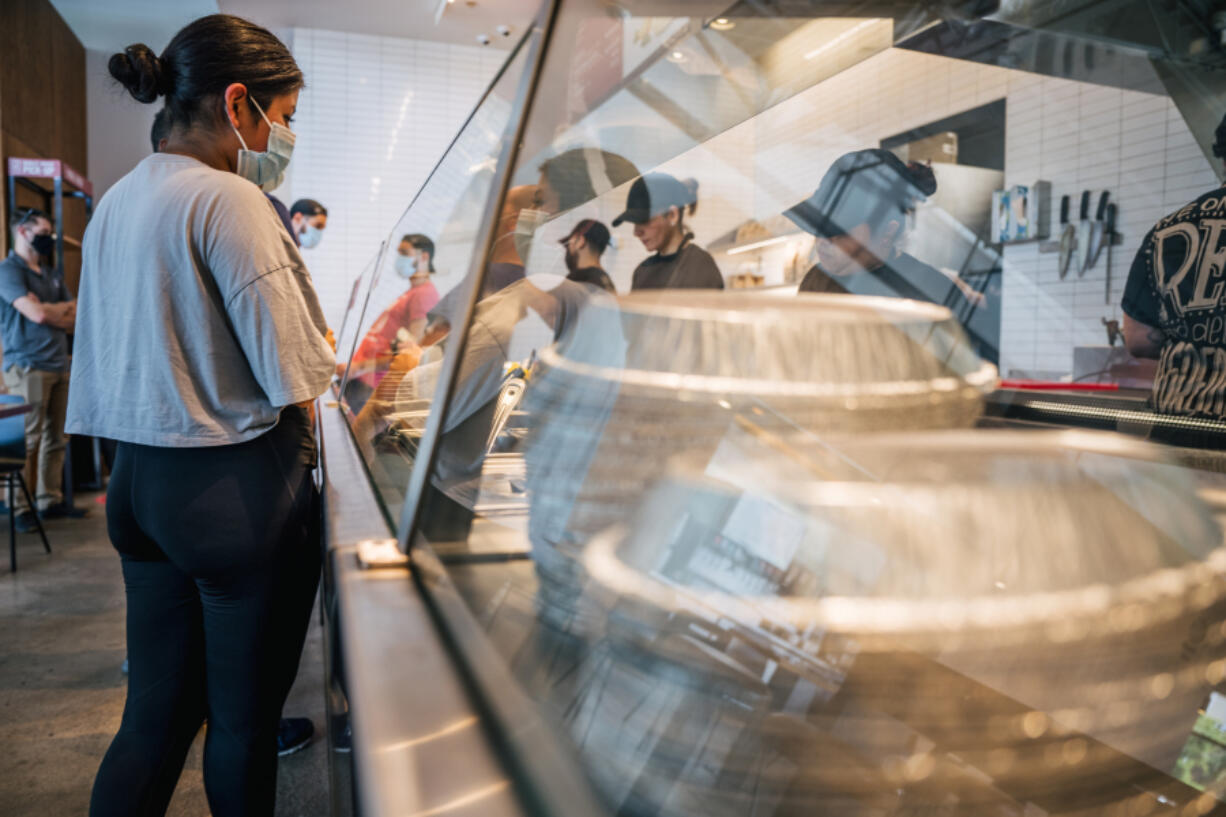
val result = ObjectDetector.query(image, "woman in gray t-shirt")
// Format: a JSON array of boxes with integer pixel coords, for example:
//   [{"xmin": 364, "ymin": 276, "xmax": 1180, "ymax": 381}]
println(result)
[{"xmin": 70, "ymin": 16, "xmax": 335, "ymax": 817}]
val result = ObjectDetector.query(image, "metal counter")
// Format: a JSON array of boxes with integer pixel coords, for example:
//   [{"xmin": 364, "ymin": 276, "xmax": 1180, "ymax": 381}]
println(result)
[{"xmin": 318, "ymin": 404, "xmax": 526, "ymax": 817}]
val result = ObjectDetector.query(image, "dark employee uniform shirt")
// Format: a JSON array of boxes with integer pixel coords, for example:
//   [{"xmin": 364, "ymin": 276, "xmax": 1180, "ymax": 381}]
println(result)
[
  {"xmin": 798, "ymin": 253, "xmax": 963, "ymax": 307},
  {"xmin": 0, "ymin": 251, "xmax": 70, "ymax": 372},
  {"xmin": 798, "ymin": 253, "xmax": 998, "ymax": 362},
  {"xmin": 631, "ymin": 241, "xmax": 724, "ymax": 291},
  {"xmin": 567, "ymin": 266, "xmax": 616, "ymax": 293},
  {"xmin": 1122, "ymin": 188, "xmax": 1226, "ymax": 418}
]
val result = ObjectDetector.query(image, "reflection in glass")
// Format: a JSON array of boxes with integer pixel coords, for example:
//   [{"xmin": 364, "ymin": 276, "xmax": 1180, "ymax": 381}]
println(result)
[
  {"xmin": 336, "ymin": 38, "xmax": 533, "ymax": 518},
  {"xmin": 376, "ymin": 2, "xmax": 1226, "ymax": 815},
  {"xmin": 333, "ymin": 245, "xmax": 384, "ymax": 396},
  {"xmin": 577, "ymin": 432, "xmax": 1226, "ymax": 814},
  {"xmin": 524, "ymin": 292, "xmax": 992, "ymax": 633}
]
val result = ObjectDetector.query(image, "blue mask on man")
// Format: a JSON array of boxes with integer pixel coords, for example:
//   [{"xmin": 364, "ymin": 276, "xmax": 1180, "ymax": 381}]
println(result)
[{"xmin": 300, "ymin": 225, "xmax": 323, "ymax": 249}]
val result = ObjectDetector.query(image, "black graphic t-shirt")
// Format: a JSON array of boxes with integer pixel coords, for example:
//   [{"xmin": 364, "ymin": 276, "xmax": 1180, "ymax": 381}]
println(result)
[{"xmin": 1122, "ymin": 187, "xmax": 1226, "ymax": 418}]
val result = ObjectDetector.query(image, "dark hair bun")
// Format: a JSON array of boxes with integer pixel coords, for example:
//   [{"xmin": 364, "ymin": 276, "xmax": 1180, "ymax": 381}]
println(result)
[
  {"xmin": 681, "ymin": 177, "xmax": 700, "ymax": 202},
  {"xmin": 109, "ymin": 44, "xmax": 168, "ymax": 104},
  {"xmin": 904, "ymin": 161, "xmax": 938, "ymax": 197}
]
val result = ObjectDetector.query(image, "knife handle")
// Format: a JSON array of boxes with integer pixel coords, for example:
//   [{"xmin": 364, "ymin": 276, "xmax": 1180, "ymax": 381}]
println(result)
[
  {"xmin": 1060, "ymin": 195, "xmax": 1070, "ymax": 224},
  {"xmin": 1096, "ymin": 191, "xmax": 1110, "ymax": 220},
  {"xmin": 1080, "ymin": 190, "xmax": 1091, "ymax": 220},
  {"xmin": 1105, "ymin": 202, "xmax": 1116, "ymax": 233}
]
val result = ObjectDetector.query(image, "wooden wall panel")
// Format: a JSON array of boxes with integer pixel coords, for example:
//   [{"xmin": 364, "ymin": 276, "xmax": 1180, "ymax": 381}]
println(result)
[{"xmin": 0, "ymin": 0, "xmax": 88, "ymax": 292}]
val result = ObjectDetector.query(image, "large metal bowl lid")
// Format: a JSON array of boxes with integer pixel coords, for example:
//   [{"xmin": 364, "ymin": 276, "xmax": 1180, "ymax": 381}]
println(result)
[
  {"xmin": 537, "ymin": 291, "xmax": 997, "ymax": 405},
  {"xmin": 583, "ymin": 429, "xmax": 1226, "ymax": 648}
]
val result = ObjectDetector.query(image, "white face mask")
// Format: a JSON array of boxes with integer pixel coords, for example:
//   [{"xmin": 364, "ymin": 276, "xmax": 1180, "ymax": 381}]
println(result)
[
  {"xmin": 394, "ymin": 254, "xmax": 417, "ymax": 279},
  {"xmin": 231, "ymin": 96, "xmax": 295, "ymax": 192},
  {"xmin": 513, "ymin": 208, "xmax": 550, "ymax": 267},
  {"xmin": 300, "ymin": 224, "xmax": 323, "ymax": 249}
]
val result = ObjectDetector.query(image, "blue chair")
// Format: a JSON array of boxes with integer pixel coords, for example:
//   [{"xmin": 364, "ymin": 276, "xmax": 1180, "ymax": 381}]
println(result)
[{"xmin": 0, "ymin": 394, "xmax": 50, "ymax": 572}]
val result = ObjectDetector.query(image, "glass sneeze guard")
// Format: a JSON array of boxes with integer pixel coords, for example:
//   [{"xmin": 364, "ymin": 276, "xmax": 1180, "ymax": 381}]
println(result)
[{"xmin": 335, "ymin": 0, "xmax": 1226, "ymax": 815}]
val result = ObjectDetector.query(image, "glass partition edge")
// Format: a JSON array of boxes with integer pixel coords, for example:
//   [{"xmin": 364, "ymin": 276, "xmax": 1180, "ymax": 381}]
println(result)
[{"xmin": 393, "ymin": 2, "xmax": 556, "ymax": 554}]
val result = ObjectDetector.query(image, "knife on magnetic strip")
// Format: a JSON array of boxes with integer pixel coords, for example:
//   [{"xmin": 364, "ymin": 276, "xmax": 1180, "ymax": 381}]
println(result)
[
  {"xmin": 1076, "ymin": 190, "xmax": 1092, "ymax": 277},
  {"xmin": 1058, "ymin": 194, "xmax": 1075, "ymax": 279},
  {"xmin": 1085, "ymin": 191, "xmax": 1111, "ymax": 272}
]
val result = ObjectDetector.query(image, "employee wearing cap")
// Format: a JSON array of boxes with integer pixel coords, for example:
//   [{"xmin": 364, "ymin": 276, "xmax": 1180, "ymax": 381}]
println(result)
[
  {"xmin": 784, "ymin": 149, "xmax": 948, "ymax": 299},
  {"xmin": 785, "ymin": 149, "xmax": 997, "ymax": 361},
  {"xmin": 613, "ymin": 173, "xmax": 723, "ymax": 291},
  {"xmin": 784, "ymin": 149, "xmax": 976, "ymax": 309},
  {"xmin": 559, "ymin": 219, "xmax": 615, "ymax": 293}
]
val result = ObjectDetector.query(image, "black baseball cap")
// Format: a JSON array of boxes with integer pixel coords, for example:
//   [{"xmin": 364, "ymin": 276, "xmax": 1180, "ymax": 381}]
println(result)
[
  {"xmin": 611, "ymin": 173, "xmax": 696, "ymax": 227},
  {"xmin": 784, "ymin": 149, "xmax": 935, "ymax": 239},
  {"xmin": 558, "ymin": 219, "xmax": 610, "ymax": 254}
]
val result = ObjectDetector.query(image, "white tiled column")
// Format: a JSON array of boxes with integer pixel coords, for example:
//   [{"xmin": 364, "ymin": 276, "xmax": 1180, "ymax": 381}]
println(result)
[{"xmin": 282, "ymin": 29, "xmax": 503, "ymax": 327}]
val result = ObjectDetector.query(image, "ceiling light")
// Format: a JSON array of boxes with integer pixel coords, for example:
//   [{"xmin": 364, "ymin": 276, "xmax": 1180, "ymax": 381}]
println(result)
[
  {"xmin": 667, "ymin": 50, "xmax": 688, "ymax": 63},
  {"xmin": 804, "ymin": 19, "xmax": 878, "ymax": 61},
  {"xmin": 710, "ymin": 18, "xmax": 735, "ymax": 31}
]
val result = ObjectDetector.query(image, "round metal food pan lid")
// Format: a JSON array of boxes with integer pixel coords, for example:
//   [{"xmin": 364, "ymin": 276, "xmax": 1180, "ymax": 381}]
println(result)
[
  {"xmin": 581, "ymin": 429, "xmax": 1226, "ymax": 648},
  {"xmin": 603, "ymin": 290, "xmax": 960, "ymax": 326},
  {"xmin": 537, "ymin": 345, "xmax": 998, "ymax": 401}
]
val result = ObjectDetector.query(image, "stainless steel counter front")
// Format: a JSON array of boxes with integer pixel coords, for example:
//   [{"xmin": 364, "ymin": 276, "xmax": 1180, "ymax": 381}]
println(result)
[{"xmin": 319, "ymin": 404, "xmax": 527, "ymax": 817}]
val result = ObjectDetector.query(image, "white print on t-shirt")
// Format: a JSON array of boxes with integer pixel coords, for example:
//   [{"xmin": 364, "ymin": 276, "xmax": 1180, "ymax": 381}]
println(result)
[
  {"xmin": 1153, "ymin": 342, "xmax": 1226, "ymax": 418},
  {"xmin": 1137, "ymin": 194, "xmax": 1226, "ymax": 418},
  {"xmin": 1153, "ymin": 218, "xmax": 1226, "ymax": 317}
]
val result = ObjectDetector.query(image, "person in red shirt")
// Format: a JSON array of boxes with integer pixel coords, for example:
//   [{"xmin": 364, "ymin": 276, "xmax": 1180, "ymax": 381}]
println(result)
[{"xmin": 349, "ymin": 233, "xmax": 440, "ymax": 381}]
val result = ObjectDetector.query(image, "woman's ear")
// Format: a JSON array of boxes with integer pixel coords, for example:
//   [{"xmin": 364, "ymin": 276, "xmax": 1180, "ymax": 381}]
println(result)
[{"xmin": 222, "ymin": 83, "xmax": 248, "ymax": 130}]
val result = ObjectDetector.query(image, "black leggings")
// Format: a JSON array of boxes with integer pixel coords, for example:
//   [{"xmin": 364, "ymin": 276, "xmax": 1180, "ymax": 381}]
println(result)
[{"xmin": 90, "ymin": 408, "xmax": 321, "ymax": 817}]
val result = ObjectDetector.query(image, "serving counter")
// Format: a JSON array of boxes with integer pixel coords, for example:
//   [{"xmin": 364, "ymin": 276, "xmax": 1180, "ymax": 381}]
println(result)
[{"xmin": 319, "ymin": 1, "xmax": 1226, "ymax": 814}]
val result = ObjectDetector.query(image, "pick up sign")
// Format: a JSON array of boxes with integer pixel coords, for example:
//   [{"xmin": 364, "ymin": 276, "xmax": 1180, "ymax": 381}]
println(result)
[{"xmin": 6, "ymin": 157, "xmax": 93, "ymax": 196}]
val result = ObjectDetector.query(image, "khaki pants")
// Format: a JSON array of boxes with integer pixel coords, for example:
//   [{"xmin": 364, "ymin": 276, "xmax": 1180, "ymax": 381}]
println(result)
[{"xmin": 3, "ymin": 366, "xmax": 69, "ymax": 512}]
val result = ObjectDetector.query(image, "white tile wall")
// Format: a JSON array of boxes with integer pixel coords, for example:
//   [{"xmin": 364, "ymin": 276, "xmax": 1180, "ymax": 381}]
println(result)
[
  {"xmin": 574, "ymin": 47, "xmax": 1216, "ymax": 377},
  {"xmin": 999, "ymin": 73, "xmax": 1217, "ymax": 377},
  {"xmin": 281, "ymin": 28, "xmax": 504, "ymax": 328},
  {"xmin": 283, "ymin": 31, "xmax": 1214, "ymax": 375}
]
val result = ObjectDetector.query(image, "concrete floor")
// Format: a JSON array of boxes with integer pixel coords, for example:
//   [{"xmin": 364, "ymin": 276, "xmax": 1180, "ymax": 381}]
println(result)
[{"xmin": 0, "ymin": 492, "xmax": 330, "ymax": 816}]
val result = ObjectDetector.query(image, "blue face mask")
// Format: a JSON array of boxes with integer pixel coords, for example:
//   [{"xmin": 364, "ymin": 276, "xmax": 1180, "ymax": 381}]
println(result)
[
  {"xmin": 394, "ymin": 254, "xmax": 417, "ymax": 279},
  {"xmin": 300, "ymin": 225, "xmax": 323, "ymax": 249},
  {"xmin": 230, "ymin": 96, "xmax": 295, "ymax": 192}
]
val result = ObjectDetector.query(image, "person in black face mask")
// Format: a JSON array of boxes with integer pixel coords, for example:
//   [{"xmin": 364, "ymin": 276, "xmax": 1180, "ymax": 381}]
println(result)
[
  {"xmin": 559, "ymin": 218, "xmax": 615, "ymax": 293},
  {"xmin": 0, "ymin": 207, "xmax": 79, "ymax": 530}
]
